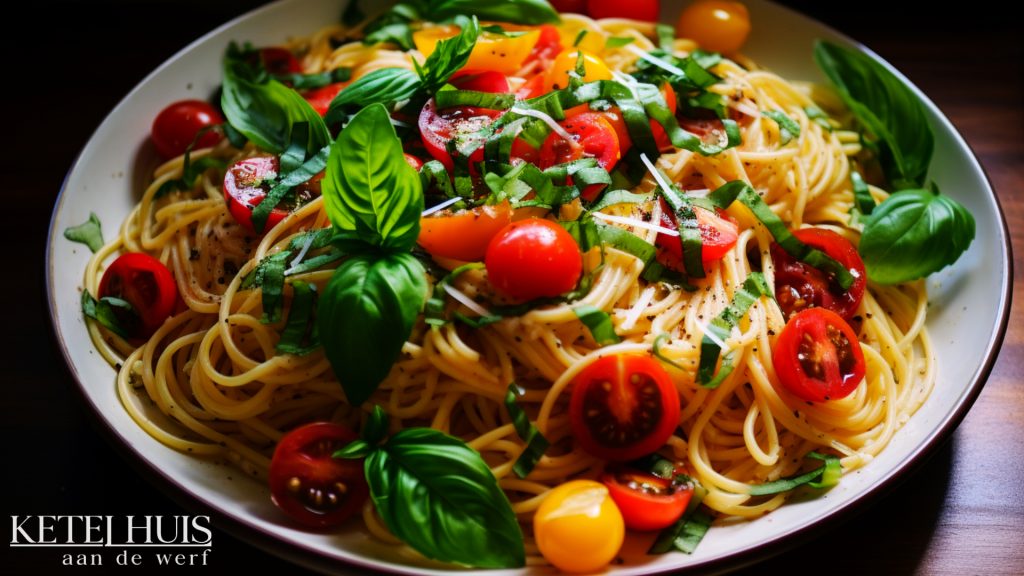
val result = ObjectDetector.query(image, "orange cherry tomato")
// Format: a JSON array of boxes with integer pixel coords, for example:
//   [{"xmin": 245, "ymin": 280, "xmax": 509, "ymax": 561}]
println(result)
[
  {"xmin": 545, "ymin": 48, "xmax": 613, "ymax": 92},
  {"xmin": 676, "ymin": 0, "xmax": 751, "ymax": 54},
  {"xmin": 534, "ymin": 480, "xmax": 625, "ymax": 573},
  {"xmin": 413, "ymin": 25, "xmax": 541, "ymax": 75},
  {"xmin": 418, "ymin": 201, "xmax": 513, "ymax": 262}
]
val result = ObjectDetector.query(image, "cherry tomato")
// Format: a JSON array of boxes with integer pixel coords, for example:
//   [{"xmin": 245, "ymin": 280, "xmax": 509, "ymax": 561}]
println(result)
[
  {"xmin": 98, "ymin": 252, "xmax": 179, "ymax": 338},
  {"xmin": 260, "ymin": 47, "xmax": 302, "ymax": 75},
  {"xmin": 151, "ymin": 100, "xmax": 224, "ymax": 159},
  {"xmin": 567, "ymin": 81, "xmax": 676, "ymax": 154},
  {"xmin": 771, "ymin": 228, "xmax": 867, "ymax": 320},
  {"xmin": 485, "ymin": 219, "xmax": 582, "ymax": 301},
  {"xmin": 773, "ymin": 308, "xmax": 867, "ymax": 403},
  {"xmin": 654, "ymin": 198, "xmax": 739, "ymax": 269},
  {"xmin": 449, "ymin": 69, "xmax": 511, "ymax": 94},
  {"xmin": 569, "ymin": 354, "xmax": 680, "ymax": 461},
  {"xmin": 551, "ymin": 0, "xmax": 588, "ymax": 13},
  {"xmin": 587, "ymin": 0, "xmax": 661, "ymax": 21},
  {"xmin": 539, "ymin": 112, "xmax": 621, "ymax": 201},
  {"xmin": 223, "ymin": 154, "xmax": 323, "ymax": 234},
  {"xmin": 601, "ymin": 469, "xmax": 693, "ymax": 531},
  {"xmin": 418, "ymin": 201, "xmax": 513, "ymax": 261},
  {"xmin": 413, "ymin": 25, "xmax": 541, "ymax": 75},
  {"xmin": 403, "ymin": 153, "xmax": 424, "ymax": 170},
  {"xmin": 303, "ymin": 82, "xmax": 347, "ymax": 116},
  {"xmin": 534, "ymin": 480, "xmax": 624, "ymax": 573},
  {"xmin": 546, "ymin": 48, "xmax": 613, "ymax": 92},
  {"xmin": 418, "ymin": 71, "xmax": 511, "ymax": 171},
  {"xmin": 268, "ymin": 422, "xmax": 369, "ymax": 529},
  {"xmin": 676, "ymin": 0, "xmax": 751, "ymax": 54}
]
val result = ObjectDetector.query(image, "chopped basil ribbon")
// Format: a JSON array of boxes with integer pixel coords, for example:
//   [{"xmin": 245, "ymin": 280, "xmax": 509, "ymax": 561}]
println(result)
[
  {"xmin": 655, "ymin": 23, "xmax": 675, "ymax": 51},
  {"xmin": 574, "ymin": 305, "xmax": 621, "ymax": 346},
  {"xmin": 697, "ymin": 272, "xmax": 773, "ymax": 387},
  {"xmin": 649, "ymin": 480, "xmax": 712, "ymax": 554},
  {"xmin": 658, "ymin": 181, "xmax": 705, "ymax": 279},
  {"xmin": 504, "ymin": 384, "xmax": 550, "ymax": 478},
  {"xmin": 334, "ymin": 406, "xmax": 526, "ymax": 568},
  {"xmin": 242, "ymin": 251, "xmax": 291, "ymax": 323},
  {"xmin": 81, "ymin": 292, "xmax": 137, "ymax": 340},
  {"xmin": 155, "ymin": 125, "xmax": 228, "ymax": 198},
  {"xmin": 64, "ymin": 213, "xmax": 104, "ymax": 253},
  {"xmin": 589, "ymin": 190, "xmax": 652, "ymax": 212},
  {"xmin": 652, "ymin": 333, "xmax": 687, "ymax": 371},
  {"xmin": 424, "ymin": 262, "xmax": 485, "ymax": 326},
  {"xmin": 435, "ymin": 87, "xmax": 516, "ymax": 110},
  {"xmin": 747, "ymin": 452, "xmax": 842, "ymax": 495},
  {"xmin": 250, "ymin": 135, "xmax": 332, "ymax": 233},
  {"xmin": 605, "ymin": 36, "xmax": 635, "ymax": 49},
  {"xmin": 420, "ymin": 159, "xmax": 458, "ymax": 199},
  {"xmin": 762, "ymin": 109, "xmax": 801, "ymax": 145},
  {"xmin": 278, "ymin": 121, "xmax": 309, "ymax": 174},
  {"xmin": 707, "ymin": 181, "xmax": 856, "ymax": 290},
  {"xmin": 275, "ymin": 281, "xmax": 320, "ymax": 355},
  {"xmin": 850, "ymin": 169, "xmax": 876, "ymax": 219},
  {"xmin": 804, "ymin": 104, "xmax": 834, "ymax": 132},
  {"xmin": 285, "ymin": 251, "xmax": 345, "ymax": 277}
]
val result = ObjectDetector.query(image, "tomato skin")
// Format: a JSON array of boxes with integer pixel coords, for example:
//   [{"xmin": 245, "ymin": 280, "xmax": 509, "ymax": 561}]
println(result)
[
  {"xmin": 419, "ymin": 201, "xmax": 513, "ymax": 261},
  {"xmin": 655, "ymin": 198, "xmax": 739, "ymax": 269},
  {"xmin": 223, "ymin": 155, "xmax": 322, "ymax": 234},
  {"xmin": 773, "ymin": 308, "xmax": 867, "ymax": 403},
  {"xmin": 601, "ymin": 470, "xmax": 692, "ymax": 531},
  {"xmin": 151, "ymin": 100, "xmax": 224, "ymax": 159},
  {"xmin": 534, "ymin": 480, "xmax": 625, "ymax": 573},
  {"xmin": 538, "ymin": 112, "xmax": 621, "ymax": 201},
  {"xmin": 485, "ymin": 219, "xmax": 582, "ymax": 301},
  {"xmin": 450, "ymin": 69, "xmax": 510, "ymax": 94},
  {"xmin": 676, "ymin": 0, "xmax": 751, "ymax": 54},
  {"xmin": 569, "ymin": 354, "xmax": 680, "ymax": 461},
  {"xmin": 268, "ymin": 423, "xmax": 369, "ymax": 529},
  {"xmin": 303, "ymin": 82, "xmax": 347, "ymax": 116},
  {"xmin": 587, "ymin": 0, "xmax": 661, "ymax": 21},
  {"xmin": 260, "ymin": 47, "xmax": 302, "ymax": 75},
  {"xmin": 771, "ymin": 228, "xmax": 867, "ymax": 320},
  {"xmin": 98, "ymin": 252, "xmax": 179, "ymax": 338}
]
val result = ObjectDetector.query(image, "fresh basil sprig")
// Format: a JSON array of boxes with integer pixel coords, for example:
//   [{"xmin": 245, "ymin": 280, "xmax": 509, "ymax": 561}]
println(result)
[
  {"xmin": 335, "ymin": 406, "xmax": 526, "ymax": 568},
  {"xmin": 318, "ymin": 104, "xmax": 428, "ymax": 407}
]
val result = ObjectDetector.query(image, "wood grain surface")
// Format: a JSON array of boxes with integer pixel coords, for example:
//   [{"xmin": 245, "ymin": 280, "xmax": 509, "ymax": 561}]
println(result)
[{"xmin": 2, "ymin": 2, "xmax": 1021, "ymax": 574}]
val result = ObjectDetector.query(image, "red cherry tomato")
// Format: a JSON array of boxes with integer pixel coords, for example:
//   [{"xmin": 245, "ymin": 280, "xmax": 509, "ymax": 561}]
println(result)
[
  {"xmin": 538, "ymin": 112, "xmax": 621, "ymax": 201},
  {"xmin": 485, "ymin": 218, "xmax": 582, "ymax": 301},
  {"xmin": 568, "ymin": 82, "xmax": 676, "ymax": 154},
  {"xmin": 418, "ymin": 72, "xmax": 511, "ymax": 172},
  {"xmin": 260, "ymin": 47, "xmax": 302, "ymax": 75},
  {"xmin": 569, "ymin": 354, "xmax": 680, "ymax": 461},
  {"xmin": 419, "ymin": 201, "xmax": 513, "ymax": 261},
  {"xmin": 303, "ymin": 82, "xmax": 346, "ymax": 116},
  {"xmin": 771, "ymin": 228, "xmax": 867, "ymax": 320},
  {"xmin": 654, "ymin": 198, "xmax": 739, "ymax": 269},
  {"xmin": 587, "ymin": 0, "xmax": 661, "ymax": 21},
  {"xmin": 223, "ymin": 154, "xmax": 323, "ymax": 234},
  {"xmin": 268, "ymin": 422, "xmax": 369, "ymax": 529},
  {"xmin": 151, "ymin": 100, "xmax": 224, "ymax": 159},
  {"xmin": 601, "ymin": 469, "xmax": 693, "ymax": 531},
  {"xmin": 773, "ymin": 308, "xmax": 867, "ymax": 403},
  {"xmin": 98, "ymin": 252, "xmax": 179, "ymax": 338}
]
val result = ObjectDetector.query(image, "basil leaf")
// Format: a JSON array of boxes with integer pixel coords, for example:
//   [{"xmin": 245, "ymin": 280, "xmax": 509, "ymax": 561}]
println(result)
[
  {"xmin": 748, "ymin": 452, "xmax": 841, "ymax": 495},
  {"xmin": 428, "ymin": 0, "xmax": 558, "ymax": 25},
  {"xmin": 435, "ymin": 88, "xmax": 515, "ymax": 110},
  {"xmin": 318, "ymin": 252, "xmax": 427, "ymax": 406},
  {"xmin": 221, "ymin": 46, "xmax": 330, "ymax": 157},
  {"xmin": 504, "ymin": 384, "xmax": 550, "ymax": 478},
  {"xmin": 697, "ymin": 272, "xmax": 772, "ymax": 387},
  {"xmin": 273, "ymin": 67, "xmax": 351, "ymax": 90},
  {"xmin": 366, "ymin": 427, "xmax": 526, "ymax": 568},
  {"xmin": 850, "ymin": 169, "xmax": 875, "ymax": 218},
  {"xmin": 762, "ymin": 109, "xmax": 800, "ymax": 145},
  {"xmin": 275, "ymin": 280, "xmax": 320, "ymax": 355},
  {"xmin": 605, "ymin": 36, "xmax": 635, "ymax": 49},
  {"xmin": 365, "ymin": 22, "xmax": 416, "ymax": 50},
  {"xmin": 81, "ymin": 292, "xmax": 137, "ymax": 340},
  {"xmin": 418, "ymin": 17, "xmax": 480, "ymax": 93},
  {"xmin": 64, "ymin": 213, "xmax": 104, "ymax": 253},
  {"xmin": 858, "ymin": 188, "xmax": 975, "ymax": 283},
  {"xmin": 322, "ymin": 103, "xmax": 424, "ymax": 251},
  {"xmin": 256, "ymin": 251, "xmax": 291, "ymax": 323},
  {"xmin": 574, "ymin": 304, "xmax": 621, "ymax": 346},
  {"xmin": 324, "ymin": 68, "xmax": 422, "ymax": 126},
  {"xmin": 649, "ymin": 482, "xmax": 711, "ymax": 554},
  {"xmin": 813, "ymin": 41, "xmax": 933, "ymax": 190}
]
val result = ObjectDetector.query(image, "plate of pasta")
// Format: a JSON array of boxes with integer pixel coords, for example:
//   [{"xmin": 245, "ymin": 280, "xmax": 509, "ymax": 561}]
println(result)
[{"xmin": 47, "ymin": 0, "xmax": 1010, "ymax": 574}]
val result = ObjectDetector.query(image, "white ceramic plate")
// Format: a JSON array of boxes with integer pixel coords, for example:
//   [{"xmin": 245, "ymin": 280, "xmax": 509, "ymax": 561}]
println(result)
[{"xmin": 46, "ymin": 1, "xmax": 1012, "ymax": 573}]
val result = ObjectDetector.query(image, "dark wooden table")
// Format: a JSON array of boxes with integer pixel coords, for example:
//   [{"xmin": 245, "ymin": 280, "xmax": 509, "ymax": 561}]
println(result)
[{"xmin": 4, "ymin": 1, "xmax": 1021, "ymax": 574}]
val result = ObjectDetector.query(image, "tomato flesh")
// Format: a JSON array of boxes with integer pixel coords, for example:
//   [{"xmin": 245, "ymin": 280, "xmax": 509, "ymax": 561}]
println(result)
[
  {"xmin": 151, "ymin": 100, "xmax": 223, "ymax": 159},
  {"xmin": 773, "ymin": 308, "xmax": 867, "ymax": 403},
  {"xmin": 98, "ymin": 252, "xmax": 179, "ymax": 338},
  {"xmin": 601, "ymin": 470, "xmax": 692, "ymax": 531},
  {"xmin": 268, "ymin": 422, "xmax": 369, "ymax": 529},
  {"xmin": 485, "ymin": 218, "xmax": 582, "ymax": 301},
  {"xmin": 223, "ymin": 155, "xmax": 322, "ymax": 234},
  {"xmin": 419, "ymin": 201, "xmax": 513, "ymax": 261},
  {"xmin": 569, "ymin": 354, "xmax": 680, "ymax": 461},
  {"xmin": 655, "ymin": 198, "xmax": 739, "ymax": 269},
  {"xmin": 771, "ymin": 228, "xmax": 866, "ymax": 320}
]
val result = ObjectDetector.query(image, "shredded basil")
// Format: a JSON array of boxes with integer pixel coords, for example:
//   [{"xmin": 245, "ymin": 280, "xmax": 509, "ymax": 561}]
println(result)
[
  {"xmin": 605, "ymin": 36, "xmax": 635, "ymax": 49},
  {"xmin": 435, "ymin": 87, "xmax": 515, "ymax": 110},
  {"xmin": 273, "ymin": 66, "xmax": 351, "ymax": 90},
  {"xmin": 589, "ymin": 190, "xmax": 652, "ymax": 212},
  {"xmin": 81, "ymin": 291, "xmax": 137, "ymax": 340},
  {"xmin": 655, "ymin": 23, "xmax": 675, "ymax": 51},
  {"xmin": 697, "ymin": 272, "xmax": 773, "ymax": 387},
  {"xmin": 255, "ymin": 251, "xmax": 291, "ymax": 323},
  {"xmin": 649, "ymin": 480, "xmax": 712, "ymax": 555},
  {"xmin": 64, "ymin": 213, "xmax": 104, "ymax": 253},
  {"xmin": 155, "ymin": 125, "xmax": 228, "ymax": 198},
  {"xmin": 275, "ymin": 281, "xmax": 320, "ymax": 355},
  {"xmin": 748, "ymin": 452, "xmax": 842, "ymax": 495},
  {"xmin": 250, "ymin": 144, "xmax": 331, "ymax": 233},
  {"xmin": 658, "ymin": 181, "xmax": 705, "ymax": 279},
  {"xmin": 424, "ymin": 262, "xmax": 484, "ymax": 326},
  {"xmin": 849, "ymin": 168, "xmax": 875, "ymax": 223},
  {"xmin": 652, "ymin": 333, "xmax": 687, "ymax": 371},
  {"xmin": 504, "ymin": 384, "xmax": 550, "ymax": 478},
  {"xmin": 762, "ymin": 109, "xmax": 801, "ymax": 145},
  {"xmin": 574, "ymin": 305, "xmax": 621, "ymax": 346}
]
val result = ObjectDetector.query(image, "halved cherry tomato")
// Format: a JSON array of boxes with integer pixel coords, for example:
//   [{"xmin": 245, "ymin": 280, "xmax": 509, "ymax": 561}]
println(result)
[
  {"xmin": 601, "ymin": 469, "xmax": 693, "ymax": 531},
  {"xmin": 485, "ymin": 218, "xmax": 582, "ymax": 301},
  {"xmin": 546, "ymin": 48, "xmax": 613, "ymax": 92},
  {"xmin": 654, "ymin": 198, "xmax": 739, "ymax": 269},
  {"xmin": 418, "ymin": 71, "xmax": 511, "ymax": 171},
  {"xmin": 771, "ymin": 228, "xmax": 866, "ymax": 320},
  {"xmin": 151, "ymin": 100, "xmax": 224, "ymax": 159},
  {"xmin": 223, "ymin": 154, "xmax": 323, "ymax": 234},
  {"xmin": 268, "ymin": 422, "xmax": 369, "ymax": 529},
  {"xmin": 773, "ymin": 308, "xmax": 866, "ymax": 403},
  {"xmin": 567, "ymin": 82, "xmax": 676, "ymax": 154},
  {"xmin": 569, "ymin": 354, "xmax": 680, "ymax": 461},
  {"xmin": 303, "ymin": 82, "xmax": 347, "ymax": 116},
  {"xmin": 419, "ymin": 201, "xmax": 513, "ymax": 261},
  {"xmin": 676, "ymin": 0, "xmax": 751, "ymax": 54},
  {"xmin": 260, "ymin": 47, "xmax": 302, "ymax": 75},
  {"xmin": 539, "ymin": 112, "xmax": 621, "ymax": 201},
  {"xmin": 413, "ymin": 25, "xmax": 541, "ymax": 75},
  {"xmin": 98, "ymin": 252, "xmax": 179, "ymax": 338},
  {"xmin": 587, "ymin": 0, "xmax": 661, "ymax": 21},
  {"xmin": 533, "ymin": 480, "xmax": 624, "ymax": 574}
]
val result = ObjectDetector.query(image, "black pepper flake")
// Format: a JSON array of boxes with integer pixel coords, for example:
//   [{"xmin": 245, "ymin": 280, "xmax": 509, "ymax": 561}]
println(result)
[{"xmin": 189, "ymin": 249, "xmax": 199, "ymax": 261}]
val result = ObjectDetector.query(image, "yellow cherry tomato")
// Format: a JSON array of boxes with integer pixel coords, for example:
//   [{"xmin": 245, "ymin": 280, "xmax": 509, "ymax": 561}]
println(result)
[
  {"xmin": 676, "ymin": 0, "xmax": 751, "ymax": 54},
  {"xmin": 545, "ymin": 48, "xmax": 613, "ymax": 92},
  {"xmin": 533, "ymin": 480, "xmax": 625, "ymax": 573},
  {"xmin": 413, "ymin": 25, "xmax": 541, "ymax": 75}
]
